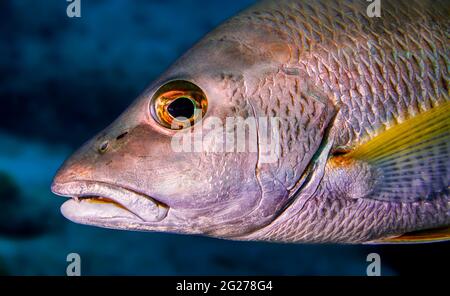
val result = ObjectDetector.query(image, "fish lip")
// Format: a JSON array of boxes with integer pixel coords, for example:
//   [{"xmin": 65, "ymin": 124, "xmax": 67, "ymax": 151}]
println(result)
[{"xmin": 51, "ymin": 180, "xmax": 169, "ymax": 223}]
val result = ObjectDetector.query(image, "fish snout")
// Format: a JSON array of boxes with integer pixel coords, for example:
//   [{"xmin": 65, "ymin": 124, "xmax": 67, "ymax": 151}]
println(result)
[
  {"xmin": 52, "ymin": 125, "xmax": 133, "ymax": 192},
  {"xmin": 51, "ymin": 141, "xmax": 98, "ymax": 195},
  {"xmin": 51, "ymin": 161, "xmax": 91, "ymax": 195}
]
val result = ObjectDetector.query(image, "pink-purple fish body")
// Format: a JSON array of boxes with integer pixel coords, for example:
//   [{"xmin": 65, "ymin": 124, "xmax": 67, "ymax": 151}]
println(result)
[{"xmin": 52, "ymin": 0, "xmax": 450, "ymax": 244}]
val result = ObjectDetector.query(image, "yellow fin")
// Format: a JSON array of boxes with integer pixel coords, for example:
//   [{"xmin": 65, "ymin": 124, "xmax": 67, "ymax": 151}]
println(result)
[
  {"xmin": 373, "ymin": 226, "xmax": 450, "ymax": 244},
  {"xmin": 344, "ymin": 101, "xmax": 450, "ymax": 202}
]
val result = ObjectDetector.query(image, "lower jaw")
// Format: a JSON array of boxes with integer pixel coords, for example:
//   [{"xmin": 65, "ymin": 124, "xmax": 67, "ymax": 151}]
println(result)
[
  {"xmin": 53, "ymin": 180, "xmax": 170, "ymax": 222},
  {"xmin": 61, "ymin": 198, "xmax": 142, "ymax": 225}
]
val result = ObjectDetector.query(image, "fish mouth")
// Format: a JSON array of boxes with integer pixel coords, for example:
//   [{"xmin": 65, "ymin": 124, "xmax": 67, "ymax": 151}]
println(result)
[{"xmin": 51, "ymin": 180, "xmax": 169, "ymax": 224}]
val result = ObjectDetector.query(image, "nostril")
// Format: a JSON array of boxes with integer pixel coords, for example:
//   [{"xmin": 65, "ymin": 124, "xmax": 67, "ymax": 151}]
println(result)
[
  {"xmin": 98, "ymin": 141, "xmax": 109, "ymax": 154},
  {"xmin": 116, "ymin": 131, "xmax": 128, "ymax": 141}
]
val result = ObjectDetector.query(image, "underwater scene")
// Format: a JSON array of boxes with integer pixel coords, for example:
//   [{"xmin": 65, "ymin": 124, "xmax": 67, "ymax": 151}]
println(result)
[{"xmin": 0, "ymin": 0, "xmax": 448, "ymax": 275}]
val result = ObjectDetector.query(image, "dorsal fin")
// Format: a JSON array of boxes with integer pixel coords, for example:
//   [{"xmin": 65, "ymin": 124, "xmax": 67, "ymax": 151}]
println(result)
[{"xmin": 342, "ymin": 100, "xmax": 450, "ymax": 202}]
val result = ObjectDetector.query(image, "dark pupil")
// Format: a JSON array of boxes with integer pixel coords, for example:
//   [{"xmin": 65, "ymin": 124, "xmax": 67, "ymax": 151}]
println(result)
[{"xmin": 167, "ymin": 97, "xmax": 195, "ymax": 119}]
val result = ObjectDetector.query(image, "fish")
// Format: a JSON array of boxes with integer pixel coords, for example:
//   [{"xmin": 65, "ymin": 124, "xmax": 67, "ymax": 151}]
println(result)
[{"xmin": 51, "ymin": 0, "xmax": 450, "ymax": 244}]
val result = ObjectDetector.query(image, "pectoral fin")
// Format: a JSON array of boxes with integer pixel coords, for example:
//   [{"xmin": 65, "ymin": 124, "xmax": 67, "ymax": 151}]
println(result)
[{"xmin": 340, "ymin": 101, "xmax": 450, "ymax": 202}]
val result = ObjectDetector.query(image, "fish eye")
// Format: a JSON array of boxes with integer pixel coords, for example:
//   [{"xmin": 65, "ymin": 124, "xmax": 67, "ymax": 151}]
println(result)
[{"xmin": 150, "ymin": 80, "xmax": 207, "ymax": 130}]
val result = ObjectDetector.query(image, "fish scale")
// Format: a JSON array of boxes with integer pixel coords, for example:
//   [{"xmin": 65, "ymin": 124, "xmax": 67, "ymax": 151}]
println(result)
[{"xmin": 229, "ymin": 0, "xmax": 449, "ymax": 147}]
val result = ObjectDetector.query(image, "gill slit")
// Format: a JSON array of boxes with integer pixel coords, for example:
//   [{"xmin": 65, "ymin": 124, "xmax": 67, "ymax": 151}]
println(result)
[
  {"xmin": 265, "ymin": 111, "xmax": 338, "ymax": 226},
  {"xmin": 247, "ymin": 99, "xmax": 264, "ymax": 208}
]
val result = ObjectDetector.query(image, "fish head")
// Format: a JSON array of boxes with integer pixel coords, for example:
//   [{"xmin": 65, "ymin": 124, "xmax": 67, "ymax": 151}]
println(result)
[{"xmin": 51, "ymin": 21, "xmax": 335, "ymax": 239}]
